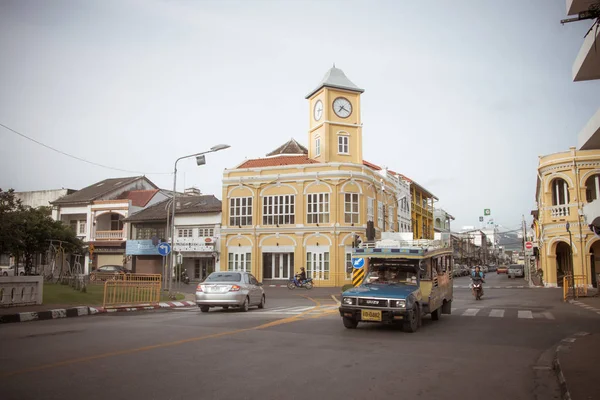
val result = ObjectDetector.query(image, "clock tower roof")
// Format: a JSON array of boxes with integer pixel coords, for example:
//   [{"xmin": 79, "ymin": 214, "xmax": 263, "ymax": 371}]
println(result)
[
  {"xmin": 266, "ymin": 138, "xmax": 308, "ymax": 156},
  {"xmin": 305, "ymin": 66, "xmax": 364, "ymax": 99}
]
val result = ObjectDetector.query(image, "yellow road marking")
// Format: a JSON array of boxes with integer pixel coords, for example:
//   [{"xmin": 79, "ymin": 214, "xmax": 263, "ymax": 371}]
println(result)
[
  {"xmin": 330, "ymin": 294, "xmax": 341, "ymax": 305},
  {"xmin": 1, "ymin": 296, "xmax": 326, "ymax": 378}
]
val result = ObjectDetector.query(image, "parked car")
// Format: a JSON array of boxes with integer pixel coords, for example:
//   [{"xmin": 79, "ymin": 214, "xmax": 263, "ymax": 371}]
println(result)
[
  {"xmin": 0, "ymin": 264, "xmax": 25, "ymax": 276},
  {"xmin": 89, "ymin": 265, "xmax": 131, "ymax": 281},
  {"xmin": 497, "ymin": 265, "xmax": 508, "ymax": 274},
  {"xmin": 195, "ymin": 271, "xmax": 265, "ymax": 312},
  {"xmin": 461, "ymin": 266, "xmax": 471, "ymax": 276},
  {"xmin": 508, "ymin": 264, "xmax": 524, "ymax": 279}
]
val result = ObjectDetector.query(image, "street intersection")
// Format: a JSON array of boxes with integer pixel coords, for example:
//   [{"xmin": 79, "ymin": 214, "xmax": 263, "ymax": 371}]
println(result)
[{"xmin": 1, "ymin": 274, "xmax": 598, "ymax": 400}]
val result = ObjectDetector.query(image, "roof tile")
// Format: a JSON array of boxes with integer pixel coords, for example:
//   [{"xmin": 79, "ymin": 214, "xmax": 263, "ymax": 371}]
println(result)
[
  {"xmin": 118, "ymin": 189, "xmax": 159, "ymax": 207},
  {"xmin": 237, "ymin": 155, "xmax": 319, "ymax": 169}
]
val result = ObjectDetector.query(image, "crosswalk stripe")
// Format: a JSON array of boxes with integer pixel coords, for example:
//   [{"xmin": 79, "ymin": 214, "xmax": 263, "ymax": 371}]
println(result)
[
  {"xmin": 462, "ymin": 308, "xmax": 480, "ymax": 316},
  {"xmin": 542, "ymin": 312, "xmax": 555, "ymax": 320},
  {"xmin": 518, "ymin": 310, "xmax": 533, "ymax": 319},
  {"xmin": 489, "ymin": 309, "xmax": 504, "ymax": 318}
]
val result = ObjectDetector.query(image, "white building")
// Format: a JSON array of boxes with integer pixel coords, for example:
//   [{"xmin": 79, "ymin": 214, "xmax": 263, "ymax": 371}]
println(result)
[
  {"xmin": 125, "ymin": 190, "xmax": 222, "ymax": 280},
  {"xmin": 50, "ymin": 176, "xmax": 168, "ymax": 273},
  {"xmin": 567, "ymin": 0, "xmax": 600, "ymax": 151},
  {"xmin": 15, "ymin": 189, "xmax": 76, "ymax": 208},
  {"xmin": 434, "ymin": 208, "xmax": 455, "ymax": 232},
  {"xmin": 376, "ymin": 167, "xmax": 412, "ymax": 233}
]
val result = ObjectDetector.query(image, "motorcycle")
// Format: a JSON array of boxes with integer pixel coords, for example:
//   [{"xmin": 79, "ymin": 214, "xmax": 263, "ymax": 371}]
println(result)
[
  {"xmin": 287, "ymin": 275, "xmax": 314, "ymax": 290},
  {"xmin": 472, "ymin": 276, "xmax": 483, "ymax": 300},
  {"xmin": 181, "ymin": 270, "xmax": 190, "ymax": 285}
]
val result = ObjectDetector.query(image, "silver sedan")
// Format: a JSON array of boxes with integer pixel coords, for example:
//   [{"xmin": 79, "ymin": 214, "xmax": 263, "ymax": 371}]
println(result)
[{"xmin": 195, "ymin": 271, "xmax": 265, "ymax": 312}]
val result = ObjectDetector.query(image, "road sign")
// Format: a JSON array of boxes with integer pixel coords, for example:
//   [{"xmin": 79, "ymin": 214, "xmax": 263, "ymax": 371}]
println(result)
[
  {"xmin": 525, "ymin": 242, "xmax": 533, "ymax": 249},
  {"xmin": 484, "ymin": 209, "xmax": 491, "ymax": 216},
  {"xmin": 351, "ymin": 258, "xmax": 365, "ymax": 269},
  {"xmin": 157, "ymin": 243, "xmax": 172, "ymax": 256},
  {"xmin": 352, "ymin": 268, "xmax": 365, "ymax": 287}
]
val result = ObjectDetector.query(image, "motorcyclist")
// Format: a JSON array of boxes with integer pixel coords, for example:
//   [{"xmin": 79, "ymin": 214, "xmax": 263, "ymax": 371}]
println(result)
[
  {"xmin": 296, "ymin": 267, "xmax": 307, "ymax": 284},
  {"xmin": 471, "ymin": 266, "xmax": 485, "ymax": 296}
]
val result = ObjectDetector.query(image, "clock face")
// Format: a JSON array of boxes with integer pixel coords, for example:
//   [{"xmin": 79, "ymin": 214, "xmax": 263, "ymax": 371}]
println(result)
[
  {"xmin": 313, "ymin": 100, "xmax": 323, "ymax": 121},
  {"xmin": 333, "ymin": 97, "xmax": 352, "ymax": 118}
]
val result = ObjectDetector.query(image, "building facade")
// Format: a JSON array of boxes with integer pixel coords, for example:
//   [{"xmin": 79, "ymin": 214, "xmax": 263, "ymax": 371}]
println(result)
[
  {"xmin": 534, "ymin": 148, "xmax": 600, "ymax": 288},
  {"xmin": 434, "ymin": 208, "xmax": 455, "ymax": 233},
  {"xmin": 125, "ymin": 191, "xmax": 222, "ymax": 279},
  {"xmin": 220, "ymin": 67, "xmax": 435, "ymax": 287},
  {"xmin": 50, "ymin": 176, "xmax": 167, "ymax": 273},
  {"xmin": 531, "ymin": 1, "xmax": 600, "ymax": 289}
]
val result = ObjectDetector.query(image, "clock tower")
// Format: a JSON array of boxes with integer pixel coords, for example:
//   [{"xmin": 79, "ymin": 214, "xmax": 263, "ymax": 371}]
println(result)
[{"xmin": 306, "ymin": 66, "xmax": 364, "ymax": 164}]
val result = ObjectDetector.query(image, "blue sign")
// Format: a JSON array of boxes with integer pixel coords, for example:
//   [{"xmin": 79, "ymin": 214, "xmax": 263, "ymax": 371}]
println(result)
[
  {"xmin": 352, "ymin": 258, "xmax": 365, "ymax": 269},
  {"xmin": 126, "ymin": 240, "xmax": 161, "ymax": 256},
  {"xmin": 158, "ymin": 243, "xmax": 171, "ymax": 256}
]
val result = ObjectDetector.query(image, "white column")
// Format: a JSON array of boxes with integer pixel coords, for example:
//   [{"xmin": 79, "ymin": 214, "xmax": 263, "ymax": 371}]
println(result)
[{"xmin": 595, "ymin": 176, "xmax": 600, "ymax": 200}]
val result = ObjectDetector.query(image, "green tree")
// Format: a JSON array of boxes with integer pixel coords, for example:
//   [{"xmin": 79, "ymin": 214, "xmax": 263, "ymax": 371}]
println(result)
[{"xmin": 0, "ymin": 188, "xmax": 83, "ymax": 274}]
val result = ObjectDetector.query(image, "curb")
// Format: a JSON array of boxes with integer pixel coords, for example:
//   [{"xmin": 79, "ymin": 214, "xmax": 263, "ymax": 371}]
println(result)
[
  {"xmin": 554, "ymin": 332, "xmax": 590, "ymax": 400},
  {"xmin": 0, "ymin": 301, "xmax": 196, "ymax": 324}
]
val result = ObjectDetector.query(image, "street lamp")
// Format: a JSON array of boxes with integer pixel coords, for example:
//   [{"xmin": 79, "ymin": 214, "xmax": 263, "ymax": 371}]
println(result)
[
  {"xmin": 168, "ymin": 144, "xmax": 230, "ymax": 294},
  {"xmin": 565, "ymin": 221, "xmax": 575, "ymax": 298}
]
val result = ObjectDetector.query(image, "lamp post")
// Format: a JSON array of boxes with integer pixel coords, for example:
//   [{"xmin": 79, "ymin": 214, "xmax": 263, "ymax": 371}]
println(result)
[
  {"xmin": 168, "ymin": 144, "xmax": 230, "ymax": 295},
  {"xmin": 566, "ymin": 221, "xmax": 575, "ymax": 298}
]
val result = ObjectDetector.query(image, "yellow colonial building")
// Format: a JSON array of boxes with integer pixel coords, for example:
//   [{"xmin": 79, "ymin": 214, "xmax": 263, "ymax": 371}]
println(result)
[
  {"xmin": 534, "ymin": 147, "xmax": 600, "ymax": 288},
  {"xmin": 220, "ymin": 67, "xmax": 436, "ymax": 286}
]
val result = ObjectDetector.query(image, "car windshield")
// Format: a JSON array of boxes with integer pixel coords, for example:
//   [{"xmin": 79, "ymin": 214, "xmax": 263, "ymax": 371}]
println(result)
[
  {"xmin": 205, "ymin": 272, "xmax": 242, "ymax": 282},
  {"xmin": 364, "ymin": 269, "xmax": 418, "ymax": 286}
]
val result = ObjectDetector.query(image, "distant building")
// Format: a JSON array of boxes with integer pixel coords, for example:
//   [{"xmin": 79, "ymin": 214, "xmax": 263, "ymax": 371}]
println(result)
[
  {"xmin": 434, "ymin": 208, "xmax": 454, "ymax": 233},
  {"xmin": 124, "ymin": 192, "xmax": 222, "ymax": 279},
  {"xmin": 50, "ymin": 176, "xmax": 168, "ymax": 273},
  {"xmin": 14, "ymin": 189, "xmax": 76, "ymax": 208}
]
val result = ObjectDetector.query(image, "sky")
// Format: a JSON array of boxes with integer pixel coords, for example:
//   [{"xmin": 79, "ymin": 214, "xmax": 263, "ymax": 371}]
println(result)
[{"xmin": 1, "ymin": 0, "xmax": 599, "ymax": 231}]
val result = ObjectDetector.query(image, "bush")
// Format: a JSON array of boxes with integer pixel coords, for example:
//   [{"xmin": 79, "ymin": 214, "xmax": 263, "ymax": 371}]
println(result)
[{"xmin": 341, "ymin": 284, "xmax": 354, "ymax": 292}]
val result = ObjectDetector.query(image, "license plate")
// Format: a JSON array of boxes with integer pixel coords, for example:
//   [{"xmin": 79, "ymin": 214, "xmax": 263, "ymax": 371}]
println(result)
[{"xmin": 361, "ymin": 309, "xmax": 382, "ymax": 321}]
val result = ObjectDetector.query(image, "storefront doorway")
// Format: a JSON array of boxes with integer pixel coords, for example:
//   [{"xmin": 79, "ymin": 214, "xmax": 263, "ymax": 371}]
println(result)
[
  {"xmin": 263, "ymin": 253, "xmax": 294, "ymax": 280},
  {"xmin": 194, "ymin": 258, "xmax": 214, "ymax": 281}
]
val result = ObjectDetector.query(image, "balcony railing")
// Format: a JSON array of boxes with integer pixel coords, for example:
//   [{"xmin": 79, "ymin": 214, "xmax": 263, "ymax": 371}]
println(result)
[
  {"xmin": 550, "ymin": 205, "xmax": 570, "ymax": 218},
  {"xmin": 94, "ymin": 230, "xmax": 124, "ymax": 240}
]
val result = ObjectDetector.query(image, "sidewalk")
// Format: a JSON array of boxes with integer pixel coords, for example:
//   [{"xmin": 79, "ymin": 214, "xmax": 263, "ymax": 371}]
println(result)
[
  {"xmin": 0, "ymin": 296, "xmax": 197, "ymax": 324},
  {"xmin": 557, "ymin": 333, "xmax": 599, "ymax": 400}
]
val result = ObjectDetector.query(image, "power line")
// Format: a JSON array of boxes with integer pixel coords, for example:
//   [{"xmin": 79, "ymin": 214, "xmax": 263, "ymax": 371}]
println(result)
[{"xmin": 0, "ymin": 122, "xmax": 171, "ymax": 175}]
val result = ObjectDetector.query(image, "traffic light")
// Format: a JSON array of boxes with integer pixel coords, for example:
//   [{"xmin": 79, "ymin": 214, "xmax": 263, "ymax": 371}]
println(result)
[{"xmin": 352, "ymin": 234, "xmax": 362, "ymax": 248}]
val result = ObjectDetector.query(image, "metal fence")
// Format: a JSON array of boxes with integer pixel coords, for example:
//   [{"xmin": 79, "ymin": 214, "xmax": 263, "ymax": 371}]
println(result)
[
  {"xmin": 90, "ymin": 272, "xmax": 161, "ymax": 285},
  {"xmin": 563, "ymin": 275, "xmax": 588, "ymax": 301},
  {"xmin": 103, "ymin": 278, "xmax": 162, "ymax": 307}
]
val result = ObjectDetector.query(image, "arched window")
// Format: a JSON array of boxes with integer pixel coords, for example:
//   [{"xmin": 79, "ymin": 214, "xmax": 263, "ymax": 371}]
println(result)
[
  {"xmin": 551, "ymin": 178, "xmax": 569, "ymax": 206},
  {"xmin": 586, "ymin": 174, "xmax": 600, "ymax": 203}
]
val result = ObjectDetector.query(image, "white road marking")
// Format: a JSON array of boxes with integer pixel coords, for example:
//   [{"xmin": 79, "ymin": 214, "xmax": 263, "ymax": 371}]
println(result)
[
  {"xmin": 451, "ymin": 308, "xmax": 457, "ymax": 313},
  {"xmin": 542, "ymin": 312, "xmax": 555, "ymax": 320},
  {"xmin": 489, "ymin": 309, "xmax": 504, "ymax": 318},
  {"xmin": 518, "ymin": 310, "xmax": 534, "ymax": 319},
  {"xmin": 462, "ymin": 308, "xmax": 480, "ymax": 316}
]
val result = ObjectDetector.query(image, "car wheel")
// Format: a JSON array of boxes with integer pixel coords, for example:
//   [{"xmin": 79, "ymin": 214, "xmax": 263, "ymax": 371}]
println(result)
[
  {"xmin": 403, "ymin": 306, "xmax": 420, "ymax": 333},
  {"xmin": 342, "ymin": 317, "xmax": 358, "ymax": 329},
  {"xmin": 222, "ymin": 306, "xmax": 229, "ymax": 310},
  {"xmin": 19, "ymin": 272, "xmax": 25, "ymax": 276},
  {"xmin": 200, "ymin": 306, "xmax": 210, "ymax": 313},
  {"xmin": 258, "ymin": 295, "xmax": 265, "ymax": 309},
  {"xmin": 2, "ymin": 272, "xmax": 7, "ymax": 276},
  {"xmin": 240, "ymin": 297, "xmax": 249, "ymax": 312}
]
